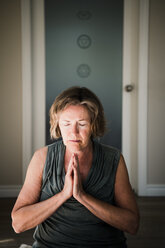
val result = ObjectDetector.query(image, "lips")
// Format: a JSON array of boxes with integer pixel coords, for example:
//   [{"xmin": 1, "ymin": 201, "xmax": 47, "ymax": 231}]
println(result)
[{"xmin": 69, "ymin": 140, "xmax": 81, "ymax": 143}]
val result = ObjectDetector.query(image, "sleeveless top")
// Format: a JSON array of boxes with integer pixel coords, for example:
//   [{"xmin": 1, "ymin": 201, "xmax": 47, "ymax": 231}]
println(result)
[{"xmin": 32, "ymin": 139, "xmax": 127, "ymax": 248}]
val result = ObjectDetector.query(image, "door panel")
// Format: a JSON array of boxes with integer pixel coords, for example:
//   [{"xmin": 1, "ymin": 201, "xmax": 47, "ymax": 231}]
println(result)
[{"xmin": 45, "ymin": 0, "xmax": 123, "ymax": 149}]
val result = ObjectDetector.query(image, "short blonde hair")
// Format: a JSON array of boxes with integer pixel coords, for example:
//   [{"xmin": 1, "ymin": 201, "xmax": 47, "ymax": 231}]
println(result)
[{"xmin": 49, "ymin": 86, "xmax": 106, "ymax": 139}]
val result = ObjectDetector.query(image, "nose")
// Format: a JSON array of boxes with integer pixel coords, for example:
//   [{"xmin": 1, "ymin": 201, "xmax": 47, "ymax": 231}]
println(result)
[{"xmin": 71, "ymin": 123, "xmax": 79, "ymax": 134}]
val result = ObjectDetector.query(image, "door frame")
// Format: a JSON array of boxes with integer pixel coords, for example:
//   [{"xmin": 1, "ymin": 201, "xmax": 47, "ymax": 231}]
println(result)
[
  {"xmin": 21, "ymin": 0, "xmax": 138, "ymax": 190},
  {"xmin": 21, "ymin": 0, "xmax": 45, "ymax": 180},
  {"xmin": 137, "ymin": 0, "xmax": 149, "ymax": 196},
  {"xmin": 137, "ymin": 0, "xmax": 165, "ymax": 196}
]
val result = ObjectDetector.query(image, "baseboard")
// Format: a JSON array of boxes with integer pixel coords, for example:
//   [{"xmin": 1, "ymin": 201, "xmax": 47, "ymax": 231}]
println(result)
[
  {"xmin": 0, "ymin": 185, "xmax": 22, "ymax": 198},
  {"xmin": 146, "ymin": 184, "xmax": 165, "ymax": 196}
]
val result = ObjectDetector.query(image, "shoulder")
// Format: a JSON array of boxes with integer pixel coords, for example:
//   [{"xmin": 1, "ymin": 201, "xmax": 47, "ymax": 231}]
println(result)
[
  {"xmin": 33, "ymin": 139, "xmax": 63, "ymax": 162},
  {"xmin": 101, "ymin": 143, "xmax": 120, "ymax": 154},
  {"xmin": 27, "ymin": 146, "xmax": 48, "ymax": 179},
  {"xmin": 116, "ymin": 154, "xmax": 128, "ymax": 179},
  {"xmin": 94, "ymin": 140, "xmax": 121, "ymax": 161},
  {"xmin": 46, "ymin": 139, "xmax": 64, "ymax": 153},
  {"xmin": 33, "ymin": 139, "xmax": 64, "ymax": 172},
  {"xmin": 33, "ymin": 146, "xmax": 48, "ymax": 165}
]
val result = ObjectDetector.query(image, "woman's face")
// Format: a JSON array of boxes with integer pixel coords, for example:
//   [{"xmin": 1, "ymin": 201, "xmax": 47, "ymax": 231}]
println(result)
[{"xmin": 58, "ymin": 105, "xmax": 92, "ymax": 153}]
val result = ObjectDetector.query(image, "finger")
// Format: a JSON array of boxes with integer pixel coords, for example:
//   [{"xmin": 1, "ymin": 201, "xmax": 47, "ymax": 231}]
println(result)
[
  {"xmin": 67, "ymin": 166, "xmax": 73, "ymax": 176},
  {"xmin": 73, "ymin": 161, "xmax": 81, "ymax": 184},
  {"xmin": 67, "ymin": 154, "xmax": 74, "ymax": 175},
  {"xmin": 73, "ymin": 167, "xmax": 79, "ymax": 185},
  {"xmin": 73, "ymin": 166, "xmax": 83, "ymax": 194},
  {"xmin": 73, "ymin": 153, "xmax": 79, "ymax": 168}
]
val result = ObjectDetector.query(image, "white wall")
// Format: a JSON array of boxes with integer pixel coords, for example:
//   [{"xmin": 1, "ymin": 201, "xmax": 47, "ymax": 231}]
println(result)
[{"xmin": 0, "ymin": 0, "xmax": 22, "ymax": 196}]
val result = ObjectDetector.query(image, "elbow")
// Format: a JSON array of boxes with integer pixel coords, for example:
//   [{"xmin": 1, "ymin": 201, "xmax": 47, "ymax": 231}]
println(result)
[
  {"xmin": 11, "ymin": 211, "xmax": 24, "ymax": 234},
  {"xmin": 12, "ymin": 222, "xmax": 22, "ymax": 234},
  {"xmin": 127, "ymin": 215, "xmax": 140, "ymax": 235},
  {"xmin": 12, "ymin": 219, "xmax": 25, "ymax": 234},
  {"xmin": 128, "ymin": 223, "xmax": 139, "ymax": 235}
]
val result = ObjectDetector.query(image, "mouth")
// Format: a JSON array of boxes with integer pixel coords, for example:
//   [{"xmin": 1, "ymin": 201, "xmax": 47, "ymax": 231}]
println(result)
[{"xmin": 69, "ymin": 140, "xmax": 81, "ymax": 143}]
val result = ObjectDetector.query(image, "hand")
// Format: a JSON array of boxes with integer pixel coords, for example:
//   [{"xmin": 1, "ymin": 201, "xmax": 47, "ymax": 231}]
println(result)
[
  {"xmin": 72, "ymin": 154, "xmax": 85, "ymax": 201},
  {"xmin": 62, "ymin": 154, "xmax": 74, "ymax": 200}
]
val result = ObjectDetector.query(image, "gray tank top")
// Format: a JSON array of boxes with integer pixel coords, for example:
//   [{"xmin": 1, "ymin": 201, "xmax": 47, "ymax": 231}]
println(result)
[{"xmin": 32, "ymin": 139, "xmax": 127, "ymax": 248}]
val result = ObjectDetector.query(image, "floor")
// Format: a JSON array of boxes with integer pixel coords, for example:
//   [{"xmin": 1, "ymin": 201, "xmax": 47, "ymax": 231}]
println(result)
[{"xmin": 0, "ymin": 197, "xmax": 165, "ymax": 248}]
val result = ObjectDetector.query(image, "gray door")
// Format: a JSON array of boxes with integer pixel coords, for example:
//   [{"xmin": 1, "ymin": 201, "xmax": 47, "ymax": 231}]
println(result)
[{"xmin": 45, "ymin": 0, "xmax": 123, "ymax": 149}]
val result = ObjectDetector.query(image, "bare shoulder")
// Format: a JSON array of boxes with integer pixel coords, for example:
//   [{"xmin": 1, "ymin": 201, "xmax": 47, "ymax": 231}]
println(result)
[
  {"xmin": 24, "ymin": 145, "xmax": 48, "ymax": 185},
  {"xmin": 115, "ymin": 154, "xmax": 139, "ymax": 215},
  {"xmin": 13, "ymin": 146, "xmax": 48, "ymax": 210},
  {"xmin": 31, "ymin": 146, "xmax": 48, "ymax": 172},
  {"xmin": 115, "ymin": 154, "xmax": 132, "ymax": 196},
  {"xmin": 115, "ymin": 154, "xmax": 129, "ymax": 183},
  {"xmin": 32, "ymin": 146, "xmax": 48, "ymax": 165},
  {"xmin": 24, "ymin": 146, "xmax": 48, "ymax": 183}
]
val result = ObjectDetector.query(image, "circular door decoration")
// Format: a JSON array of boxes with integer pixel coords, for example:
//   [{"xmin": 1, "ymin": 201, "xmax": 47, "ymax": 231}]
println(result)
[
  {"xmin": 77, "ymin": 10, "xmax": 92, "ymax": 20},
  {"xmin": 77, "ymin": 34, "xmax": 92, "ymax": 49},
  {"xmin": 77, "ymin": 64, "xmax": 91, "ymax": 78}
]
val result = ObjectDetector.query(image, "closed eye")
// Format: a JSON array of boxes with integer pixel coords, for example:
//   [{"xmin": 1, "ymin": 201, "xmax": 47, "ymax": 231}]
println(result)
[
  {"xmin": 79, "ymin": 122, "xmax": 87, "ymax": 126},
  {"xmin": 63, "ymin": 123, "xmax": 70, "ymax": 126},
  {"xmin": 61, "ymin": 121, "xmax": 71, "ymax": 126}
]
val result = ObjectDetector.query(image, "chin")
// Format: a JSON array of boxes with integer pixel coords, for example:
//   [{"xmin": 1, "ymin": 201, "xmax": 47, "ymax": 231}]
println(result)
[
  {"xmin": 66, "ymin": 142, "xmax": 84, "ymax": 153},
  {"xmin": 68, "ymin": 144, "xmax": 82, "ymax": 152}
]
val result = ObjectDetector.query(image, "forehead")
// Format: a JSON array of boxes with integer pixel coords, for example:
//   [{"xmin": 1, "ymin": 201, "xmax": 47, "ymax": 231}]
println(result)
[{"xmin": 59, "ymin": 105, "xmax": 90, "ymax": 120}]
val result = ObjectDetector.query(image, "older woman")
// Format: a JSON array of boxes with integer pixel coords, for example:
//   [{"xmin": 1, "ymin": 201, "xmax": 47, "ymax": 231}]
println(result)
[{"xmin": 12, "ymin": 86, "xmax": 139, "ymax": 248}]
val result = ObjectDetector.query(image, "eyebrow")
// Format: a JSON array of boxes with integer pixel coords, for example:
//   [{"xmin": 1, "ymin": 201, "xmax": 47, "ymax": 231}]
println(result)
[
  {"xmin": 62, "ymin": 120, "xmax": 70, "ymax": 122},
  {"xmin": 61, "ymin": 119, "xmax": 88, "ymax": 122}
]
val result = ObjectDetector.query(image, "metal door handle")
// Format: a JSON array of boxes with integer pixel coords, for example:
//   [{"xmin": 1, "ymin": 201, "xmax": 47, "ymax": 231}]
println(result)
[{"xmin": 125, "ymin": 85, "xmax": 134, "ymax": 92}]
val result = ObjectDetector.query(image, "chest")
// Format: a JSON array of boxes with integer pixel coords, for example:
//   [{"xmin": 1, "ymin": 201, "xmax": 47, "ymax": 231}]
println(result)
[
  {"xmin": 79, "ymin": 164, "xmax": 92, "ymax": 182},
  {"xmin": 41, "ymin": 142, "xmax": 117, "ymax": 204},
  {"xmin": 64, "ymin": 154, "xmax": 93, "ymax": 182}
]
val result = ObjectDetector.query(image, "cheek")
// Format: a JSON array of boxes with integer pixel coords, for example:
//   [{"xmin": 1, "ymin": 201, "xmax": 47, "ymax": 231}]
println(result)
[
  {"xmin": 83, "ymin": 129, "xmax": 92, "ymax": 140},
  {"xmin": 59, "ymin": 127, "xmax": 72, "ymax": 143},
  {"xmin": 60, "ymin": 130, "xmax": 67, "ymax": 145},
  {"xmin": 58, "ymin": 126, "xmax": 65, "ymax": 138},
  {"xmin": 60, "ymin": 128, "xmax": 67, "ymax": 137}
]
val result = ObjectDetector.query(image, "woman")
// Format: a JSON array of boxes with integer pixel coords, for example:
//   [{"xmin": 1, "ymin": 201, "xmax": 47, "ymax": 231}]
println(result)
[{"xmin": 12, "ymin": 86, "xmax": 140, "ymax": 248}]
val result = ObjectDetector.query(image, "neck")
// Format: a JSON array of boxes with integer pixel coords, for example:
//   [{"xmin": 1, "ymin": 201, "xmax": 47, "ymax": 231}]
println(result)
[{"xmin": 65, "ymin": 140, "xmax": 93, "ymax": 164}]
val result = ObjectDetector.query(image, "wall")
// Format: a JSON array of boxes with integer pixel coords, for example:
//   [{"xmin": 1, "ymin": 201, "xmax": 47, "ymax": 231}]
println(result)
[
  {"xmin": 0, "ymin": 0, "xmax": 22, "ymax": 191},
  {"xmin": 147, "ymin": 0, "xmax": 165, "ymax": 184},
  {"xmin": 45, "ymin": 0, "xmax": 123, "ymax": 149}
]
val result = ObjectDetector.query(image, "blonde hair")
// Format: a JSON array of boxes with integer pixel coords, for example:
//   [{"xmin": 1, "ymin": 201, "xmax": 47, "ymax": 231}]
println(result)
[{"xmin": 49, "ymin": 86, "xmax": 106, "ymax": 139}]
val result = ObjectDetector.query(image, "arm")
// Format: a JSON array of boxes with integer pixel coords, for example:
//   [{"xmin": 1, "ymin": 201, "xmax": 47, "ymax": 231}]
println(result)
[
  {"xmin": 73, "ymin": 154, "xmax": 140, "ymax": 235},
  {"xmin": 11, "ymin": 148, "xmax": 73, "ymax": 233}
]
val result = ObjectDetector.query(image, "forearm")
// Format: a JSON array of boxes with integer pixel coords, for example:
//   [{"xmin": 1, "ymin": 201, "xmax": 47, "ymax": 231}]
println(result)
[
  {"xmin": 12, "ymin": 191, "xmax": 67, "ymax": 233},
  {"xmin": 78, "ymin": 193, "xmax": 139, "ymax": 235}
]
